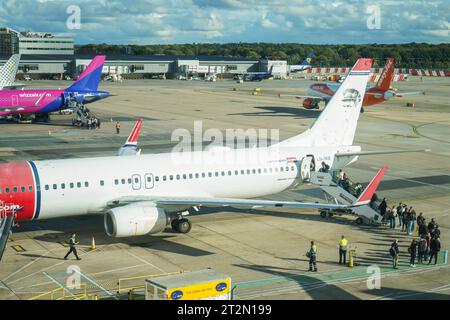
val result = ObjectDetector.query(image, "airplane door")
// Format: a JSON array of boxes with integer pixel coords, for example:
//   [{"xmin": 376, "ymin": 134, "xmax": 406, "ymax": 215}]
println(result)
[
  {"xmin": 300, "ymin": 156, "xmax": 314, "ymax": 182},
  {"xmin": 12, "ymin": 95, "xmax": 18, "ymax": 106},
  {"xmin": 144, "ymin": 173, "xmax": 154, "ymax": 189},
  {"xmin": 131, "ymin": 174, "xmax": 142, "ymax": 190}
]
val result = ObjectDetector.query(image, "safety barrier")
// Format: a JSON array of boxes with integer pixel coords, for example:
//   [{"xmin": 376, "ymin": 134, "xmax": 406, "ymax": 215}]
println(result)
[{"xmin": 28, "ymin": 284, "xmax": 98, "ymax": 300}]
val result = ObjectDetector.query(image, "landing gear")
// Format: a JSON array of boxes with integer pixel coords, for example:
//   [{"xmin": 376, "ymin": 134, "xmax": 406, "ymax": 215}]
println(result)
[
  {"xmin": 360, "ymin": 107, "xmax": 365, "ymax": 113},
  {"xmin": 34, "ymin": 113, "xmax": 50, "ymax": 122},
  {"xmin": 171, "ymin": 218, "xmax": 192, "ymax": 234}
]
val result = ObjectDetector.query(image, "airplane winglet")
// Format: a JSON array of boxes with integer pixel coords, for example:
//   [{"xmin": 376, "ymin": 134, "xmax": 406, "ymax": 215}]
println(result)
[
  {"xmin": 124, "ymin": 119, "xmax": 142, "ymax": 147},
  {"xmin": 354, "ymin": 165, "xmax": 388, "ymax": 206}
]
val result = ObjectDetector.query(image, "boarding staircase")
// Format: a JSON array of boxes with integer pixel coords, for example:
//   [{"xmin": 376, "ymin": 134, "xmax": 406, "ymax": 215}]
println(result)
[
  {"xmin": 0, "ymin": 209, "xmax": 15, "ymax": 262},
  {"xmin": 309, "ymin": 171, "xmax": 383, "ymax": 225},
  {"xmin": 67, "ymin": 99, "xmax": 96, "ymax": 128}
]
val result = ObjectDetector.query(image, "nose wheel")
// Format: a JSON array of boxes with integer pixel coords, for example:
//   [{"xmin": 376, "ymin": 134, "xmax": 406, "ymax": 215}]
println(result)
[{"xmin": 171, "ymin": 218, "xmax": 192, "ymax": 234}]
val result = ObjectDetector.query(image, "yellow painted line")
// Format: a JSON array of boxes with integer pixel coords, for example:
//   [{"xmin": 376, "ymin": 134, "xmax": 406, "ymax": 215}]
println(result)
[
  {"xmin": 59, "ymin": 241, "xmax": 68, "ymax": 247},
  {"xmin": 12, "ymin": 245, "xmax": 26, "ymax": 252}
]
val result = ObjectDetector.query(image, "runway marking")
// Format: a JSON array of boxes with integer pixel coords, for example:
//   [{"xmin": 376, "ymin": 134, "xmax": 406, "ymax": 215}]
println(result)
[
  {"xmin": 125, "ymin": 250, "xmax": 165, "ymax": 272},
  {"xmin": 2, "ymin": 249, "xmax": 52, "ymax": 282},
  {"xmin": 73, "ymin": 269, "xmax": 118, "ymax": 300}
]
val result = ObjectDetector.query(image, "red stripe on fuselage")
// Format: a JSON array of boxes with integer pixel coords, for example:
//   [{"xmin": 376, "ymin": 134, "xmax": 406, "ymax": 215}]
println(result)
[{"xmin": 0, "ymin": 162, "xmax": 36, "ymax": 221}]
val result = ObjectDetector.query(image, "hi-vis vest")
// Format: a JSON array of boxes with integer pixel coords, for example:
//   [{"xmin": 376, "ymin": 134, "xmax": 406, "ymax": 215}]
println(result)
[{"xmin": 340, "ymin": 238, "xmax": 348, "ymax": 249}]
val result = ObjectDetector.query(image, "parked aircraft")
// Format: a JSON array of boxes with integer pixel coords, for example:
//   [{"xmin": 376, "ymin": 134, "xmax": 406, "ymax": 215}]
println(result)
[
  {"xmin": 2, "ymin": 59, "xmax": 412, "ymax": 244},
  {"xmin": 0, "ymin": 55, "xmax": 110, "ymax": 122}
]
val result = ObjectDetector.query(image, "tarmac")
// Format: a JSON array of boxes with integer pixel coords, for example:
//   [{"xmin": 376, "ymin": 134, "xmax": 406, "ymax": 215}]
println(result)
[{"xmin": 0, "ymin": 76, "xmax": 449, "ymax": 300}]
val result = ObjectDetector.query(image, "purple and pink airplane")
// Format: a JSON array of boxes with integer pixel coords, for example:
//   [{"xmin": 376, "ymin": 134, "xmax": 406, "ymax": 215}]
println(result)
[{"xmin": 0, "ymin": 55, "xmax": 111, "ymax": 122}]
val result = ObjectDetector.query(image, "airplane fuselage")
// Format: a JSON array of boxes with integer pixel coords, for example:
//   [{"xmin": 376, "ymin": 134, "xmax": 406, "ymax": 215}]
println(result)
[
  {"xmin": 0, "ymin": 145, "xmax": 354, "ymax": 221},
  {"xmin": 0, "ymin": 88, "xmax": 110, "ymax": 117}
]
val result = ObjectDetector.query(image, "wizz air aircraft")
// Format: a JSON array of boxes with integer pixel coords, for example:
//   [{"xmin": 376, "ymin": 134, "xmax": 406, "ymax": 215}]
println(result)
[
  {"xmin": 0, "ymin": 55, "xmax": 110, "ymax": 122},
  {"xmin": 0, "ymin": 54, "xmax": 24, "ymax": 90},
  {"xmin": 281, "ymin": 58, "xmax": 424, "ymax": 111},
  {"xmin": 1, "ymin": 59, "xmax": 396, "ymax": 241},
  {"xmin": 289, "ymin": 53, "xmax": 314, "ymax": 73}
]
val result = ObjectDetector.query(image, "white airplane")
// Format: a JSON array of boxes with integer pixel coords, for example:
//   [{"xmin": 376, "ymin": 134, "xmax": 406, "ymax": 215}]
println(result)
[
  {"xmin": 0, "ymin": 54, "xmax": 25, "ymax": 90},
  {"xmin": 2, "ymin": 58, "xmax": 410, "ymax": 241}
]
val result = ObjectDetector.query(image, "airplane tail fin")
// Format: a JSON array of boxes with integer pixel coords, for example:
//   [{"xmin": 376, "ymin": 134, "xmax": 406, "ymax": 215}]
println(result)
[
  {"xmin": 301, "ymin": 53, "xmax": 314, "ymax": 66},
  {"xmin": 117, "ymin": 119, "xmax": 143, "ymax": 156},
  {"xmin": 0, "ymin": 54, "xmax": 20, "ymax": 85},
  {"xmin": 375, "ymin": 58, "xmax": 395, "ymax": 91},
  {"xmin": 68, "ymin": 55, "xmax": 105, "ymax": 91},
  {"xmin": 278, "ymin": 58, "xmax": 373, "ymax": 147}
]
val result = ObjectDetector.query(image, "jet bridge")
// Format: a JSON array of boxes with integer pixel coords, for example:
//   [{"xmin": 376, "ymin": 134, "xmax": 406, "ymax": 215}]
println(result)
[{"xmin": 309, "ymin": 171, "xmax": 383, "ymax": 225}]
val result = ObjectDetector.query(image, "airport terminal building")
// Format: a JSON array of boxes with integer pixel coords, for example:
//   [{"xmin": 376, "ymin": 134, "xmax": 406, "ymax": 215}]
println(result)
[{"xmin": 0, "ymin": 53, "xmax": 288, "ymax": 80}]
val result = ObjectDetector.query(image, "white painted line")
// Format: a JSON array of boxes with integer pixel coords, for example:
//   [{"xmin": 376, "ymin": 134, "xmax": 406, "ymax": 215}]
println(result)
[
  {"xmin": 125, "ymin": 250, "xmax": 165, "ymax": 272},
  {"xmin": 2, "ymin": 249, "xmax": 51, "ymax": 282}
]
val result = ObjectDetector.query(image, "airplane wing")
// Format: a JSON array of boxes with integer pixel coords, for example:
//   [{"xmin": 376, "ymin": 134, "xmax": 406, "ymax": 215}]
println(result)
[
  {"xmin": 278, "ymin": 93, "xmax": 326, "ymax": 101},
  {"xmin": 335, "ymin": 148, "xmax": 431, "ymax": 157},
  {"xmin": 117, "ymin": 119, "xmax": 142, "ymax": 156},
  {"xmin": 393, "ymin": 91, "xmax": 426, "ymax": 98},
  {"xmin": 108, "ymin": 166, "xmax": 387, "ymax": 210}
]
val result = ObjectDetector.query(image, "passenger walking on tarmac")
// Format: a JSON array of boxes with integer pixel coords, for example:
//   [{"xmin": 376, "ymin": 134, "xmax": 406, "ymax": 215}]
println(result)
[
  {"xmin": 424, "ymin": 233, "xmax": 431, "ymax": 260},
  {"xmin": 396, "ymin": 203, "xmax": 404, "ymax": 229},
  {"xmin": 307, "ymin": 241, "xmax": 318, "ymax": 272},
  {"xmin": 389, "ymin": 239, "xmax": 400, "ymax": 269},
  {"xmin": 428, "ymin": 219, "xmax": 438, "ymax": 238},
  {"xmin": 408, "ymin": 239, "xmax": 417, "ymax": 267},
  {"xmin": 115, "ymin": 121, "xmax": 121, "ymax": 134},
  {"xmin": 402, "ymin": 207, "xmax": 409, "ymax": 232},
  {"xmin": 64, "ymin": 234, "xmax": 81, "ymax": 260},
  {"xmin": 418, "ymin": 236, "xmax": 427, "ymax": 264},
  {"xmin": 407, "ymin": 208, "xmax": 416, "ymax": 235},
  {"xmin": 338, "ymin": 235, "xmax": 348, "ymax": 265},
  {"xmin": 419, "ymin": 219, "xmax": 428, "ymax": 237},
  {"xmin": 428, "ymin": 236, "xmax": 441, "ymax": 265}
]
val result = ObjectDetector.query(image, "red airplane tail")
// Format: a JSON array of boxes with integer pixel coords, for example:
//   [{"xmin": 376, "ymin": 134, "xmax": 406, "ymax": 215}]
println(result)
[{"xmin": 375, "ymin": 58, "xmax": 395, "ymax": 91}]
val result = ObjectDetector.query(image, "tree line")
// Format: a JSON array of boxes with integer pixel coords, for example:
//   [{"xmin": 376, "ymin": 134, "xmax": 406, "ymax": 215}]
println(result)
[{"xmin": 75, "ymin": 43, "xmax": 450, "ymax": 69}]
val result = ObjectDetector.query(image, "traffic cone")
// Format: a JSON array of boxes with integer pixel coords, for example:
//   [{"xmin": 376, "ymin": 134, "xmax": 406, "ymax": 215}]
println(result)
[{"xmin": 90, "ymin": 236, "xmax": 96, "ymax": 250}]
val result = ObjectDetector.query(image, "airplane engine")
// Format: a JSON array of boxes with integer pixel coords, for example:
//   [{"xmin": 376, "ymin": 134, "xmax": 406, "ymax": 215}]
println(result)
[
  {"xmin": 303, "ymin": 98, "xmax": 320, "ymax": 110},
  {"xmin": 104, "ymin": 203, "xmax": 167, "ymax": 237}
]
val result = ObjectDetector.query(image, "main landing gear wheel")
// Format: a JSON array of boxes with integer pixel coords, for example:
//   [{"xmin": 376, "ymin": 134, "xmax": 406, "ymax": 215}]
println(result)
[
  {"xmin": 178, "ymin": 219, "xmax": 192, "ymax": 233},
  {"xmin": 355, "ymin": 217, "xmax": 364, "ymax": 225},
  {"xmin": 171, "ymin": 219, "xmax": 180, "ymax": 232}
]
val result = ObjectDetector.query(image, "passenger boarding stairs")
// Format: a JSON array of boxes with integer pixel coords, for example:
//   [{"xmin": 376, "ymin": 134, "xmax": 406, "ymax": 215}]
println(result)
[
  {"xmin": 309, "ymin": 171, "xmax": 383, "ymax": 225},
  {"xmin": 0, "ymin": 212, "xmax": 14, "ymax": 262},
  {"xmin": 67, "ymin": 99, "xmax": 93, "ymax": 127}
]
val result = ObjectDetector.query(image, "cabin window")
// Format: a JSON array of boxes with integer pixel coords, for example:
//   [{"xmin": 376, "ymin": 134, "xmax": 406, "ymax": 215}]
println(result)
[
  {"xmin": 13, "ymin": 187, "xmax": 18, "ymax": 193},
  {"xmin": 100, "ymin": 180, "xmax": 105, "ymax": 186},
  {"xmin": 147, "ymin": 176, "xmax": 151, "ymax": 182},
  {"xmin": 134, "ymin": 177, "xmax": 139, "ymax": 183},
  {"xmin": 201, "ymin": 173, "xmax": 206, "ymax": 178},
  {"xmin": 221, "ymin": 171, "xmax": 225, "ymax": 176},
  {"xmin": 195, "ymin": 173, "xmax": 199, "ymax": 179},
  {"xmin": 155, "ymin": 176, "xmax": 159, "ymax": 182},
  {"xmin": 182, "ymin": 174, "xmax": 186, "ymax": 179},
  {"xmin": 77, "ymin": 182, "xmax": 81, "ymax": 188},
  {"xmin": 128, "ymin": 178, "xmax": 132, "ymax": 184},
  {"xmin": 114, "ymin": 179, "xmax": 119, "ymax": 185},
  {"xmin": 189, "ymin": 174, "xmax": 193, "ymax": 179},
  {"xmin": 61, "ymin": 183, "xmax": 66, "ymax": 189},
  {"xmin": 176, "ymin": 174, "xmax": 180, "ymax": 180},
  {"xmin": 208, "ymin": 172, "xmax": 212, "ymax": 177},
  {"xmin": 291, "ymin": 166, "xmax": 295, "ymax": 171},
  {"xmin": 121, "ymin": 179, "xmax": 126, "ymax": 184},
  {"xmin": 285, "ymin": 166, "xmax": 289, "ymax": 171},
  {"xmin": 246, "ymin": 169, "xmax": 250, "ymax": 174},
  {"xmin": 85, "ymin": 182, "xmax": 89, "ymax": 187},
  {"xmin": 53, "ymin": 184, "xmax": 57, "ymax": 190},
  {"xmin": 70, "ymin": 183, "xmax": 74, "ymax": 188},
  {"xmin": 28, "ymin": 186, "xmax": 33, "ymax": 192},
  {"xmin": 280, "ymin": 167, "xmax": 284, "ymax": 172},
  {"xmin": 170, "ymin": 175, "xmax": 173, "ymax": 180},
  {"xmin": 163, "ymin": 176, "xmax": 167, "ymax": 181},
  {"xmin": 258, "ymin": 169, "xmax": 262, "ymax": 174},
  {"xmin": 21, "ymin": 186, "xmax": 26, "ymax": 192},
  {"xmin": 44, "ymin": 185, "xmax": 49, "ymax": 191},
  {"xmin": 5, "ymin": 187, "xmax": 10, "ymax": 194},
  {"xmin": 252, "ymin": 169, "xmax": 256, "ymax": 174},
  {"xmin": 241, "ymin": 170, "xmax": 245, "ymax": 175}
]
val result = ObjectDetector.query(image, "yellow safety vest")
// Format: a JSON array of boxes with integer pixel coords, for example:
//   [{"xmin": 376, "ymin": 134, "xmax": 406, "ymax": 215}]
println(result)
[
  {"xmin": 310, "ymin": 245, "xmax": 317, "ymax": 254},
  {"xmin": 340, "ymin": 239, "xmax": 348, "ymax": 248}
]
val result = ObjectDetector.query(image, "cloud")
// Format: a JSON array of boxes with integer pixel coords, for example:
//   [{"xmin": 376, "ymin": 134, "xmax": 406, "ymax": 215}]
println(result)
[{"xmin": 0, "ymin": 0, "xmax": 448, "ymax": 44}]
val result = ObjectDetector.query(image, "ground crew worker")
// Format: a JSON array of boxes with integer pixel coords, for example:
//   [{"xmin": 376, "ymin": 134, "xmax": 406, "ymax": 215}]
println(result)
[
  {"xmin": 115, "ymin": 121, "xmax": 121, "ymax": 134},
  {"xmin": 307, "ymin": 241, "xmax": 318, "ymax": 272},
  {"xmin": 339, "ymin": 235, "xmax": 348, "ymax": 265},
  {"xmin": 64, "ymin": 233, "xmax": 81, "ymax": 260}
]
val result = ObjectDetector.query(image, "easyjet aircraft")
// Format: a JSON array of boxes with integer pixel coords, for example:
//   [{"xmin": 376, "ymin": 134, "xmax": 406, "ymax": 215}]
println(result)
[
  {"xmin": 280, "ymin": 58, "xmax": 424, "ymax": 111},
  {"xmin": 0, "ymin": 55, "xmax": 110, "ymax": 122},
  {"xmin": 2, "ymin": 59, "xmax": 411, "ymax": 244}
]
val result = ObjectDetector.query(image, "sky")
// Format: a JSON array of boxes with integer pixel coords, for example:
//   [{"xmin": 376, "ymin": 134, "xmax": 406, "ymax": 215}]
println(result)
[{"xmin": 0, "ymin": 0, "xmax": 448, "ymax": 44}]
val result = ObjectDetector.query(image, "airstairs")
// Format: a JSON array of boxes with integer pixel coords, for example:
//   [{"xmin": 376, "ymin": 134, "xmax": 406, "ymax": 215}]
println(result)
[
  {"xmin": 309, "ymin": 171, "xmax": 383, "ymax": 225},
  {"xmin": 0, "ymin": 206, "xmax": 16, "ymax": 262},
  {"xmin": 65, "ymin": 97, "xmax": 98, "ymax": 128}
]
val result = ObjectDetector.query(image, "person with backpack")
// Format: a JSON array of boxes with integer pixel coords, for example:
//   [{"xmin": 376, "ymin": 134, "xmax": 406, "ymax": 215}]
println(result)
[
  {"xmin": 428, "ymin": 237, "xmax": 441, "ymax": 265},
  {"xmin": 408, "ymin": 239, "xmax": 417, "ymax": 267},
  {"xmin": 379, "ymin": 198, "xmax": 387, "ymax": 218},
  {"xmin": 428, "ymin": 219, "xmax": 438, "ymax": 238},
  {"xmin": 390, "ymin": 239, "xmax": 400, "ymax": 269},
  {"xmin": 418, "ymin": 236, "xmax": 427, "ymax": 264},
  {"xmin": 307, "ymin": 241, "xmax": 318, "ymax": 272}
]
